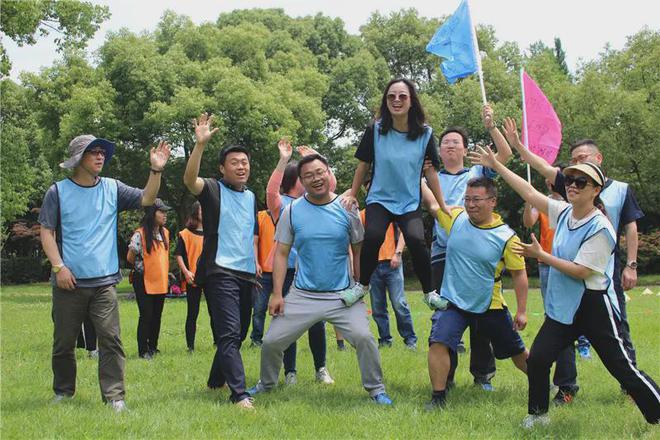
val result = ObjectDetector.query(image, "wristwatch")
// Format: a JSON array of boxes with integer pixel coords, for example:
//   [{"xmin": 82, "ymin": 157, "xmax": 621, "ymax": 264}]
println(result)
[
  {"xmin": 52, "ymin": 264, "xmax": 65, "ymax": 274},
  {"xmin": 626, "ymin": 261, "xmax": 638, "ymax": 270}
]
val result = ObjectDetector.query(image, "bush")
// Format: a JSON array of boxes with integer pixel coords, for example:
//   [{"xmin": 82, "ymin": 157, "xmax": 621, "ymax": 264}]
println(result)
[
  {"xmin": 1, "ymin": 256, "xmax": 50, "ymax": 284},
  {"xmin": 622, "ymin": 229, "xmax": 660, "ymax": 275}
]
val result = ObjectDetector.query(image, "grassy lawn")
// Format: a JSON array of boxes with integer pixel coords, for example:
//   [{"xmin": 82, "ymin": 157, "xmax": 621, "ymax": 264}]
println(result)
[{"xmin": 1, "ymin": 280, "xmax": 659, "ymax": 439}]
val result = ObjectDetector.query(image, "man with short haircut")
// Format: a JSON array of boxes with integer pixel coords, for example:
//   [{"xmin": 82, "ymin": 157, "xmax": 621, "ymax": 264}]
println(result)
[
  {"xmin": 39, "ymin": 135, "xmax": 170, "ymax": 412},
  {"xmin": 248, "ymin": 154, "xmax": 393, "ymax": 405},
  {"xmin": 183, "ymin": 113, "xmax": 260, "ymax": 410},
  {"xmin": 422, "ymin": 177, "xmax": 529, "ymax": 410},
  {"xmin": 504, "ymin": 121, "xmax": 644, "ymax": 396}
]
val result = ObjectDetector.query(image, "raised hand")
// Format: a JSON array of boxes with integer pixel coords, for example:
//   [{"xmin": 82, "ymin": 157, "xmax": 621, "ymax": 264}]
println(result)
[
  {"xmin": 277, "ymin": 138, "xmax": 293, "ymax": 161},
  {"xmin": 482, "ymin": 104, "xmax": 495, "ymax": 129},
  {"xmin": 511, "ymin": 233, "xmax": 543, "ymax": 259},
  {"xmin": 150, "ymin": 140, "xmax": 171, "ymax": 171},
  {"xmin": 467, "ymin": 145, "xmax": 497, "ymax": 169},
  {"xmin": 296, "ymin": 145, "xmax": 319, "ymax": 157},
  {"xmin": 503, "ymin": 117, "xmax": 524, "ymax": 151},
  {"xmin": 193, "ymin": 113, "xmax": 219, "ymax": 145}
]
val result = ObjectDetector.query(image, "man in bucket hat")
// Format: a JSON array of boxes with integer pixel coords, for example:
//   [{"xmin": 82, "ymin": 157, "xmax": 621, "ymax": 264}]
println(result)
[{"xmin": 39, "ymin": 134, "xmax": 171, "ymax": 412}]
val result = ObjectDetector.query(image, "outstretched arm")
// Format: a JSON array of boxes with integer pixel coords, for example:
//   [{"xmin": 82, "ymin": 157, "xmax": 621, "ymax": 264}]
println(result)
[
  {"xmin": 503, "ymin": 117, "xmax": 558, "ymax": 181},
  {"xmin": 267, "ymin": 139, "xmax": 293, "ymax": 222},
  {"xmin": 142, "ymin": 141, "xmax": 171, "ymax": 206},
  {"xmin": 184, "ymin": 113, "xmax": 219, "ymax": 196},
  {"xmin": 482, "ymin": 104, "xmax": 512, "ymax": 164},
  {"xmin": 522, "ymin": 203, "xmax": 540, "ymax": 228},
  {"xmin": 342, "ymin": 160, "xmax": 370, "ymax": 210}
]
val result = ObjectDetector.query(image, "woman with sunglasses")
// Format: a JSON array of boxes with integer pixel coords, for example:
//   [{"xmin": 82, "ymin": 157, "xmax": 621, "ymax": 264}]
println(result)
[
  {"xmin": 342, "ymin": 78, "xmax": 449, "ymax": 308},
  {"xmin": 470, "ymin": 145, "xmax": 659, "ymax": 428}
]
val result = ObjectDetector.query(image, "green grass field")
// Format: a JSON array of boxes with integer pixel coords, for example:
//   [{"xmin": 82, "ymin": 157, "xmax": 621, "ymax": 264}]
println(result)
[{"xmin": 1, "ymin": 281, "xmax": 659, "ymax": 439}]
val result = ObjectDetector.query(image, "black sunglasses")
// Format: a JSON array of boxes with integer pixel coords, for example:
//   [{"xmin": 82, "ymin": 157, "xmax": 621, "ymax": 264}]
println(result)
[{"xmin": 564, "ymin": 175, "xmax": 592, "ymax": 190}]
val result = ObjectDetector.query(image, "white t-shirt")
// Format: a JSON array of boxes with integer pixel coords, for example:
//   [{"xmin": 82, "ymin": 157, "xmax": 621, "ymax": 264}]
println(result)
[{"xmin": 547, "ymin": 199, "xmax": 613, "ymax": 290}]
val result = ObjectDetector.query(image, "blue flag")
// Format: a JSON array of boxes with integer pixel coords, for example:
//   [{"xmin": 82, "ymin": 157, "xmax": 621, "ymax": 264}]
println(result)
[{"xmin": 426, "ymin": 0, "xmax": 478, "ymax": 84}]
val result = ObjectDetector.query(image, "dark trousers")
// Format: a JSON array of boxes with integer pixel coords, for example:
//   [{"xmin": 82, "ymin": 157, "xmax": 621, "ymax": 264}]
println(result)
[
  {"xmin": 205, "ymin": 272, "xmax": 253, "ymax": 403},
  {"xmin": 185, "ymin": 284, "xmax": 217, "ymax": 349},
  {"xmin": 361, "ymin": 204, "xmax": 433, "ymax": 292},
  {"xmin": 613, "ymin": 259, "xmax": 637, "ymax": 364},
  {"xmin": 432, "ymin": 260, "xmax": 496, "ymax": 383},
  {"xmin": 133, "ymin": 275, "xmax": 166, "ymax": 356},
  {"xmin": 76, "ymin": 317, "xmax": 97, "ymax": 351},
  {"xmin": 527, "ymin": 290, "xmax": 660, "ymax": 424},
  {"xmin": 52, "ymin": 285, "xmax": 125, "ymax": 401}
]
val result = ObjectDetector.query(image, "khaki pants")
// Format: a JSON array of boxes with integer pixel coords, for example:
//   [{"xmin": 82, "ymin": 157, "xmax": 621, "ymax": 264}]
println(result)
[{"xmin": 52, "ymin": 285, "xmax": 125, "ymax": 401}]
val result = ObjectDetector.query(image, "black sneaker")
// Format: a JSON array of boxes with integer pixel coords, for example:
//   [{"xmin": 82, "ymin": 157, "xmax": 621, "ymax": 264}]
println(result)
[
  {"xmin": 378, "ymin": 340, "xmax": 393, "ymax": 348},
  {"xmin": 552, "ymin": 387, "xmax": 578, "ymax": 406},
  {"xmin": 424, "ymin": 396, "xmax": 446, "ymax": 411}
]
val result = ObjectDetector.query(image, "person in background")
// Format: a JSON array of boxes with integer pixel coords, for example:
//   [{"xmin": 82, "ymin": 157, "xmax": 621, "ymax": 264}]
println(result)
[
  {"xmin": 76, "ymin": 318, "xmax": 98, "ymax": 358},
  {"xmin": 250, "ymin": 208, "xmax": 276, "ymax": 348}
]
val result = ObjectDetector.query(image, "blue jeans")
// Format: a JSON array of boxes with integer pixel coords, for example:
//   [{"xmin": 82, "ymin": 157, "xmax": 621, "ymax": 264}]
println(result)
[
  {"xmin": 250, "ymin": 273, "xmax": 273, "ymax": 344},
  {"xmin": 369, "ymin": 261, "xmax": 417, "ymax": 345}
]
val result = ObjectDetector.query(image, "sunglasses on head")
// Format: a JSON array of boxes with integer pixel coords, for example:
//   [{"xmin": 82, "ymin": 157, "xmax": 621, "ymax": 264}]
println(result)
[{"xmin": 564, "ymin": 175, "xmax": 593, "ymax": 189}]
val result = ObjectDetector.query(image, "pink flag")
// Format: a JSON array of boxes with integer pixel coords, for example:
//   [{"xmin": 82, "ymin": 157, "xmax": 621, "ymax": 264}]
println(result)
[{"xmin": 521, "ymin": 70, "xmax": 562, "ymax": 164}]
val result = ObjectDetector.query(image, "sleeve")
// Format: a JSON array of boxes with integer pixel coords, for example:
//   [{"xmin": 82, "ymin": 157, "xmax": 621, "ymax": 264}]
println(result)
[
  {"xmin": 129, "ymin": 231, "xmax": 142, "ymax": 256},
  {"xmin": 174, "ymin": 233, "xmax": 186, "ymax": 257},
  {"xmin": 354, "ymin": 125, "xmax": 375, "ymax": 163},
  {"xmin": 477, "ymin": 164, "xmax": 497, "ymax": 179},
  {"xmin": 273, "ymin": 205, "xmax": 294, "ymax": 245},
  {"xmin": 620, "ymin": 186, "xmax": 644, "ymax": 226},
  {"xmin": 574, "ymin": 230, "xmax": 615, "ymax": 274},
  {"xmin": 503, "ymin": 235, "xmax": 526, "ymax": 271},
  {"xmin": 116, "ymin": 180, "xmax": 144, "ymax": 212},
  {"xmin": 345, "ymin": 205, "xmax": 365, "ymax": 244},
  {"xmin": 547, "ymin": 198, "xmax": 571, "ymax": 229},
  {"xmin": 266, "ymin": 169, "xmax": 283, "ymax": 222},
  {"xmin": 424, "ymin": 134, "xmax": 441, "ymax": 170},
  {"xmin": 196, "ymin": 178, "xmax": 213, "ymax": 205},
  {"xmin": 435, "ymin": 207, "xmax": 464, "ymax": 234},
  {"xmin": 38, "ymin": 184, "xmax": 59, "ymax": 230},
  {"xmin": 553, "ymin": 172, "xmax": 568, "ymax": 201}
]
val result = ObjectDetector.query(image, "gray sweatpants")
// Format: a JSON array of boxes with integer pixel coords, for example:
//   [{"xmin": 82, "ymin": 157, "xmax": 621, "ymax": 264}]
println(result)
[{"xmin": 260, "ymin": 286, "xmax": 385, "ymax": 397}]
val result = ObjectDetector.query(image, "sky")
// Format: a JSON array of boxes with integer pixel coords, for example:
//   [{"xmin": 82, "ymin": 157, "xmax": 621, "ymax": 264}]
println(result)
[{"xmin": 4, "ymin": 0, "xmax": 658, "ymax": 80}]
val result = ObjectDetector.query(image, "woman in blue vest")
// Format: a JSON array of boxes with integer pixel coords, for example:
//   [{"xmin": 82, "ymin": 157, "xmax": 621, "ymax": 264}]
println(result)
[
  {"xmin": 471, "ymin": 146, "xmax": 659, "ymax": 427},
  {"xmin": 128, "ymin": 200, "xmax": 170, "ymax": 360},
  {"xmin": 342, "ymin": 78, "xmax": 449, "ymax": 308}
]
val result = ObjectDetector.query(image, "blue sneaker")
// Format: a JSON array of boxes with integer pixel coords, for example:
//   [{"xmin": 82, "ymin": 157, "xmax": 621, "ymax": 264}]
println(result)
[
  {"xmin": 372, "ymin": 392, "xmax": 393, "ymax": 405},
  {"xmin": 246, "ymin": 381, "xmax": 266, "ymax": 396},
  {"xmin": 475, "ymin": 381, "xmax": 494, "ymax": 392},
  {"xmin": 577, "ymin": 345, "xmax": 592, "ymax": 360}
]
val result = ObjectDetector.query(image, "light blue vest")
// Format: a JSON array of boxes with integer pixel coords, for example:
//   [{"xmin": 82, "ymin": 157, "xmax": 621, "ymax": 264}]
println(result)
[
  {"xmin": 432, "ymin": 166, "xmax": 496, "ymax": 258},
  {"xmin": 600, "ymin": 179, "xmax": 627, "ymax": 234},
  {"xmin": 56, "ymin": 178, "xmax": 119, "ymax": 279},
  {"xmin": 290, "ymin": 196, "xmax": 352, "ymax": 292},
  {"xmin": 441, "ymin": 211, "xmax": 515, "ymax": 313},
  {"xmin": 366, "ymin": 121, "xmax": 432, "ymax": 215},
  {"xmin": 280, "ymin": 194, "xmax": 298, "ymax": 269},
  {"xmin": 545, "ymin": 206, "xmax": 617, "ymax": 324},
  {"xmin": 215, "ymin": 181, "xmax": 256, "ymax": 274}
]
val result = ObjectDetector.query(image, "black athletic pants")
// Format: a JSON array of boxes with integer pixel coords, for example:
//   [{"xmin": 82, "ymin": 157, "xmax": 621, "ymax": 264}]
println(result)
[
  {"xmin": 527, "ymin": 289, "xmax": 659, "ymax": 424},
  {"xmin": 185, "ymin": 285, "xmax": 217, "ymax": 349},
  {"xmin": 361, "ymin": 203, "xmax": 433, "ymax": 292},
  {"xmin": 133, "ymin": 274, "xmax": 166, "ymax": 357}
]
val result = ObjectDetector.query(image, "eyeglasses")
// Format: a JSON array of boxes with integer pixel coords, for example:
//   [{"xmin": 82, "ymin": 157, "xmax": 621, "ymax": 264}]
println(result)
[
  {"xmin": 85, "ymin": 148, "xmax": 106, "ymax": 157},
  {"xmin": 463, "ymin": 196, "xmax": 494, "ymax": 204},
  {"xmin": 440, "ymin": 139, "xmax": 463, "ymax": 147},
  {"xmin": 387, "ymin": 93, "xmax": 409, "ymax": 102},
  {"xmin": 564, "ymin": 175, "xmax": 593, "ymax": 189},
  {"xmin": 301, "ymin": 169, "xmax": 328, "ymax": 181}
]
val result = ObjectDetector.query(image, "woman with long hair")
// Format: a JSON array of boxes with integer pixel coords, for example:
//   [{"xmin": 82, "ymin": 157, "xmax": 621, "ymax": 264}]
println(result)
[
  {"xmin": 470, "ymin": 142, "xmax": 659, "ymax": 428},
  {"xmin": 127, "ymin": 199, "xmax": 170, "ymax": 360},
  {"xmin": 342, "ymin": 78, "xmax": 449, "ymax": 308},
  {"xmin": 176, "ymin": 201, "xmax": 216, "ymax": 352}
]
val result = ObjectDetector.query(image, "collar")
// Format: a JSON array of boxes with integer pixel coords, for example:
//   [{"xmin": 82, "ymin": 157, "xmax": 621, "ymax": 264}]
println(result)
[
  {"xmin": 469, "ymin": 211, "xmax": 504, "ymax": 229},
  {"xmin": 219, "ymin": 178, "xmax": 247, "ymax": 192},
  {"xmin": 440, "ymin": 167, "xmax": 470, "ymax": 176}
]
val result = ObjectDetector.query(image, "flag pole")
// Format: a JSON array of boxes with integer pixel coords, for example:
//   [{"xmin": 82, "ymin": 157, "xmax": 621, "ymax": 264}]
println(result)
[
  {"xmin": 520, "ymin": 67, "xmax": 531, "ymax": 183},
  {"xmin": 466, "ymin": 0, "xmax": 487, "ymax": 105}
]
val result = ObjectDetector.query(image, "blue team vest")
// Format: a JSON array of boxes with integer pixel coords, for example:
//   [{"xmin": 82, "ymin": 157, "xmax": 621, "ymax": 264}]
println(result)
[
  {"xmin": 431, "ymin": 166, "xmax": 496, "ymax": 258},
  {"xmin": 366, "ymin": 121, "xmax": 432, "ymax": 215},
  {"xmin": 600, "ymin": 179, "xmax": 627, "ymax": 234},
  {"xmin": 215, "ymin": 181, "xmax": 256, "ymax": 274},
  {"xmin": 280, "ymin": 194, "xmax": 298, "ymax": 269},
  {"xmin": 290, "ymin": 196, "xmax": 352, "ymax": 292},
  {"xmin": 441, "ymin": 211, "xmax": 515, "ymax": 313},
  {"xmin": 545, "ymin": 206, "xmax": 617, "ymax": 324},
  {"xmin": 56, "ymin": 178, "xmax": 119, "ymax": 279}
]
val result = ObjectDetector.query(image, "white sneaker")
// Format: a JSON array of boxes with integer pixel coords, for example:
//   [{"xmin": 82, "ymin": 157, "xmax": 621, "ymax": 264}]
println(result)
[
  {"xmin": 315, "ymin": 367, "xmax": 335, "ymax": 385},
  {"xmin": 521, "ymin": 414, "xmax": 550, "ymax": 429},
  {"xmin": 109, "ymin": 399, "xmax": 127, "ymax": 413},
  {"xmin": 285, "ymin": 371, "xmax": 297, "ymax": 385}
]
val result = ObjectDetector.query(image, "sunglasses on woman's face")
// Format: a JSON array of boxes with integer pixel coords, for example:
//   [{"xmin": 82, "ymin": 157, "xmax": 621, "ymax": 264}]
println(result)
[
  {"xmin": 564, "ymin": 175, "xmax": 593, "ymax": 190},
  {"xmin": 387, "ymin": 93, "xmax": 409, "ymax": 102}
]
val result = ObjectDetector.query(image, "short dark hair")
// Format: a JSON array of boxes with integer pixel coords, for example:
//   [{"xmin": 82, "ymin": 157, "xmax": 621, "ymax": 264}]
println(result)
[
  {"xmin": 467, "ymin": 177, "xmax": 497, "ymax": 198},
  {"xmin": 297, "ymin": 154, "xmax": 329, "ymax": 177},
  {"xmin": 569, "ymin": 139, "xmax": 599, "ymax": 154},
  {"xmin": 281, "ymin": 162, "xmax": 299, "ymax": 194},
  {"xmin": 439, "ymin": 127, "xmax": 469, "ymax": 149},
  {"xmin": 218, "ymin": 144, "xmax": 250, "ymax": 165}
]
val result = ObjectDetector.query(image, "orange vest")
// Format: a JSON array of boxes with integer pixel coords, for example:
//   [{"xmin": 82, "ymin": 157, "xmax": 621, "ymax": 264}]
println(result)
[
  {"xmin": 360, "ymin": 210, "xmax": 398, "ymax": 261},
  {"xmin": 179, "ymin": 228, "xmax": 203, "ymax": 290},
  {"xmin": 538, "ymin": 212, "xmax": 555, "ymax": 254},
  {"xmin": 138, "ymin": 227, "xmax": 170, "ymax": 294},
  {"xmin": 257, "ymin": 210, "xmax": 276, "ymax": 273}
]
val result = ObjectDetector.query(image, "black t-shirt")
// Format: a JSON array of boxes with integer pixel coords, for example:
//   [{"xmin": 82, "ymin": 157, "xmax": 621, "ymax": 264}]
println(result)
[{"xmin": 174, "ymin": 228, "xmax": 204, "ymax": 269}]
